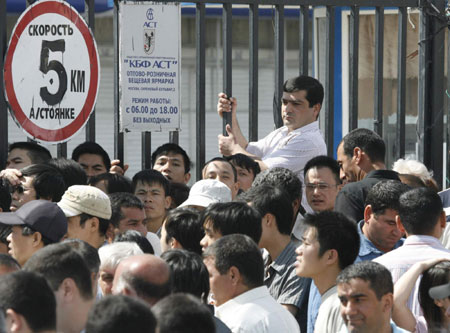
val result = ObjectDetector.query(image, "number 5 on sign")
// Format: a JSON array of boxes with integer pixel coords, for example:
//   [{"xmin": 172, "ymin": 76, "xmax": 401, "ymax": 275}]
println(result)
[{"xmin": 40, "ymin": 39, "xmax": 67, "ymax": 106}]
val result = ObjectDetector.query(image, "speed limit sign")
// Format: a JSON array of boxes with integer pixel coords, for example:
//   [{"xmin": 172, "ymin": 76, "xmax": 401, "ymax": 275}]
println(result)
[{"xmin": 3, "ymin": 0, "xmax": 100, "ymax": 143}]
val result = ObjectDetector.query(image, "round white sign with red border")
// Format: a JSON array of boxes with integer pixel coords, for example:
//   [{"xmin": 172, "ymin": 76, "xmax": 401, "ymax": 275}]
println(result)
[{"xmin": 3, "ymin": 0, "xmax": 100, "ymax": 143}]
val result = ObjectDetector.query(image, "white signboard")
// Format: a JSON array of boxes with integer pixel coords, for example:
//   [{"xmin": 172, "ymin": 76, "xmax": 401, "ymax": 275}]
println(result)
[
  {"xmin": 3, "ymin": 0, "xmax": 100, "ymax": 143},
  {"xmin": 119, "ymin": 1, "xmax": 181, "ymax": 132}
]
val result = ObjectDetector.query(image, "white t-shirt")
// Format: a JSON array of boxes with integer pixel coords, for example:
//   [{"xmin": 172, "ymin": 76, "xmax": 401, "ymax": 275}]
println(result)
[
  {"xmin": 215, "ymin": 286, "xmax": 300, "ymax": 333},
  {"xmin": 314, "ymin": 285, "xmax": 344, "ymax": 333}
]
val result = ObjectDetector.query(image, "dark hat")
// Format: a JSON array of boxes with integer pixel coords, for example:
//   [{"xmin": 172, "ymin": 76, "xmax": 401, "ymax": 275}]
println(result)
[
  {"xmin": 0, "ymin": 200, "xmax": 67, "ymax": 243},
  {"xmin": 429, "ymin": 282, "xmax": 450, "ymax": 300}
]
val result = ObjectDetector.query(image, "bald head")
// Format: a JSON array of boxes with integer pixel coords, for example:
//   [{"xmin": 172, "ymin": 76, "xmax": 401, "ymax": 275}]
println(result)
[{"xmin": 112, "ymin": 254, "xmax": 172, "ymax": 306}]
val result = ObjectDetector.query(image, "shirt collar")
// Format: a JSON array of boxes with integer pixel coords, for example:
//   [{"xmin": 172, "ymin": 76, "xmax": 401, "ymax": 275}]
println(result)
[
  {"xmin": 269, "ymin": 241, "xmax": 296, "ymax": 274},
  {"xmin": 281, "ymin": 121, "xmax": 320, "ymax": 136},
  {"xmin": 215, "ymin": 286, "xmax": 269, "ymax": 315},
  {"xmin": 357, "ymin": 220, "xmax": 404, "ymax": 256},
  {"xmin": 403, "ymin": 234, "xmax": 447, "ymax": 247},
  {"xmin": 357, "ymin": 220, "xmax": 383, "ymax": 257}
]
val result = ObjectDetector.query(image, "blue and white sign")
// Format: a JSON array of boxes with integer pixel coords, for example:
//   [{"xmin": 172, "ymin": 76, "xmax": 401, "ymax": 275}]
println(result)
[{"xmin": 119, "ymin": 1, "xmax": 181, "ymax": 132}]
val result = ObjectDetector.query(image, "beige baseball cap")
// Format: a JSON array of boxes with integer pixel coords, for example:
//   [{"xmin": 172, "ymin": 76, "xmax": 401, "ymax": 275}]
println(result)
[{"xmin": 58, "ymin": 185, "xmax": 112, "ymax": 219}]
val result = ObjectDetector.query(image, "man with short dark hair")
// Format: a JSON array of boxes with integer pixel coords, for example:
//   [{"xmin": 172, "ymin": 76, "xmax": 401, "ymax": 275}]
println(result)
[
  {"xmin": 109, "ymin": 191, "xmax": 161, "ymax": 255},
  {"xmin": 46, "ymin": 158, "xmax": 87, "ymax": 188},
  {"xmin": 202, "ymin": 157, "xmax": 240, "ymax": 199},
  {"xmin": 88, "ymin": 173, "xmax": 132, "ymax": 194},
  {"xmin": 85, "ymin": 295, "xmax": 156, "ymax": 333},
  {"xmin": 151, "ymin": 143, "xmax": 191, "ymax": 184},
  {"xmin": 109, "ymin": 192, "xmax": 147, "ymax": 239},
  {"xmin": 241, "ymin": 185, "xmax": 310, "ymax": 332},
  {"xmin": 356, "ymin": 180, "xmax": 410, "ymax": 262},
  {"xmin": 0, "ymin": 200, "xmax": 67, "ymax": 266},
  {"xmin": 0, "ymin": 270, "xmax": 56, "ymax": 333},
  {"xmin": 63, "ymin": 239, "xmax": 101, "ymax": 298},
  {"xmin": 132, "ymin": 170, "xmax": 171, "ymax": 234},
  {"xmin": 217, "ymin": 76, "xmax": 326, "ymax": 212},
  {"xmin": 335, "ymin": 128, "xmax": 400, "ymax": 222},
  {"xmin": 9, "ymin": 164, "xmax": 65, "ymax": 211},
  {"xmin": 6, "ymin": 141, "xmax": 52, "ymax": 169},
  {"xmin": 153, "ymin": 294, "xmax": 216, "ymax": 333},
  {"xmin": 199, "ymin": 201, "xmax": 261, "ymax": 251},
  {"xmin": 304, "ymin": 155, "xmax": 342, "ymax": 212},
  {"xmin": 160, "ymin": 207, "xmax": 203, "ymax": 254},
  {"xmin": 252, "ymin": 167, "xmax": 305, "ymax": 242},
  {"xmin": 160, "ymin": 249, "xmax": 232, "ymax": 333},
  {"xmin": 72, "ymin": 141, "xmax": 111, "ymax": 178},
  {"xmin": 203, "ymin": 234, "xmax": 300, "ymax": 332},
  {"xmin": 112, "ymin": 254, "xmax": 172, "ymax": 306},
  {"xmin": 336, "ymin": 261, "xmax": 409, "ymax": 333},
  {"xmin": 374, "ymin": 187, "xmax": 450, "ymax": 317},
  {"xmin": 24, "ymin": 243, "xmax": 95, "ymax": 333},
  {"xmin": 226, "ymin": 153, "xmax": 261, "ymax": 191},
  {"xmin": 295, "ymin": 211, "xmax": 360, "ymax": 333},
  {"xmin": 58, "ymin": 185, "xmax": 112, "ymax": 249}
]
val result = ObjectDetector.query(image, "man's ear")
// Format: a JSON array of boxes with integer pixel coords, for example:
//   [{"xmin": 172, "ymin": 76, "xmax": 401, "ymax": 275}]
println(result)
[
  {"xmin": 363, "ymin": 205, "xmax": 373, "ymax": 223},
  {"xmin": 229, "ymin": 266, "xmax": 241, "ymax": 286},
  {"xmin": 325, "ymin": 249, "xmax": 339, "ymax": 266},
  {"xmin": 183, "ymin": 172, "xmax": 191, "ymax": 184},
  {"xmin": 6, "ymin": 309, "xmax": 26, "ymax": 332},
  {"xmin": 171, "ymin": 238, "xmax": 182, "ymax": 249},
  {"xmin": 89, "ymin": 217, "xmax": 100, "ymax": 233},
  {"xmin": 164, "ymin": 196, "xmax": 172, "ymax": 210},
  {"xmin": 32, "ymin": 231, "xmax": 43, "ymax": 248},
  {"xmin": 105, "ymin": 223, "xmax": 115, "ymax": 243},
  {"xmin": 313, "ymin": 103, "xmax": 321, "ymax": 119},
  {"xmin": 263, "ymin": 213, "xmax": 275, "ymax": 228},
  {"xmin": 58, "ymin": 278, "xmax": 77, "ymax": 303},
  {"xmin": 381, "ymin": 293, "xmax": 393, "ymax": 313},
  {"xmin": 353, "ymin": 147, "xmax": 362, "ymax": 164},
  {"xmin": 396, "ymin": 215, "xmax": 406, "ymax": 235},
  {"xmin": 292, "ymin": 198, "xmax": 301, "ymax": 217}
]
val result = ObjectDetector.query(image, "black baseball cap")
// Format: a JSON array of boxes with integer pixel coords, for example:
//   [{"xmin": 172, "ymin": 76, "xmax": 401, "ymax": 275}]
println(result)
[{"xmin": 0, "ymin": 200, "xmax": 67, "ymax": 243}]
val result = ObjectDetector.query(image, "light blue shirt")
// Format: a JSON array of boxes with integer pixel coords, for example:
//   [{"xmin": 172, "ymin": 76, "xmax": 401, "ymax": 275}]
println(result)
[{"xmin": 356, "ymin": 220, "xmax": 404, "ymax": 263}]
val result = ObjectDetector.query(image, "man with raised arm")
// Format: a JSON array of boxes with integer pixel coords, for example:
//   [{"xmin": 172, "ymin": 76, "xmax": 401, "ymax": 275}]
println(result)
[{"xmin": 217, "ymin": 76, "xmax": 326, "ymax": 212}]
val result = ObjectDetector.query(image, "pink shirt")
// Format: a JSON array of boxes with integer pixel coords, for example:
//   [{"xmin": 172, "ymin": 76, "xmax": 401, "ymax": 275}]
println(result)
[{"xmin": 374, "ymin": 235, "xmax": 450, "ymax": 317}]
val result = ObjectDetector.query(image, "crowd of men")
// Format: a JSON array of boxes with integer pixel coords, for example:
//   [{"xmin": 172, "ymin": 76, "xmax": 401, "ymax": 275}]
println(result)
[{"xmin": 0, "ymin": 75, "xmax": 449, "ymax": 333}]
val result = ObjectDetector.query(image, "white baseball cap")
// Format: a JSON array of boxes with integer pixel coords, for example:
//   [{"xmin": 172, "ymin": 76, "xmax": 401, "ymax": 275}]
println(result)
[{"xmin": 179, "ymin": 179, "xmax": 232, "ymax": 208}]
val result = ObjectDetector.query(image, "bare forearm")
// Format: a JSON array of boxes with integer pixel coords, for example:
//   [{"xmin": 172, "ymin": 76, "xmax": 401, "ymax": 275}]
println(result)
[{"xmin": 231, "ymin": 117, "xmax": 248, "ymax": 149}]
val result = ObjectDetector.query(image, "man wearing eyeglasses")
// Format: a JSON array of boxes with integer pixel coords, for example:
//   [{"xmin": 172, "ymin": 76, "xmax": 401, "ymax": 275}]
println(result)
[{"xmin": 303, "ymin": 155, "xmax": 342, "ymax": 213}]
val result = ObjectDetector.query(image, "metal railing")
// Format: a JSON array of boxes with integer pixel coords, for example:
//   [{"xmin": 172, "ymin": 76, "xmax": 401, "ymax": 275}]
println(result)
[{"xmin": 1, "ymin": 0, "xmax": 448, "ymax": 186}]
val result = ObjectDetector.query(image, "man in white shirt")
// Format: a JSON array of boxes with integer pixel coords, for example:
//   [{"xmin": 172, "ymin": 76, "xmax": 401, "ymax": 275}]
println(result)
[
  {"xmin": 203, "ymin": 234, "xmax": 300, "ymax": 333},
  {"xmin": 295, "ymin": 211, "xmax": 360, "ymax": 333},
  {"xmin": 217, "ymin": 76, "xmax": 327, "ymax": 212},
  {"xmin": 374, "ymin": 187, "xmax": 450, "ymax": 317}
]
